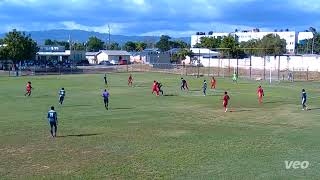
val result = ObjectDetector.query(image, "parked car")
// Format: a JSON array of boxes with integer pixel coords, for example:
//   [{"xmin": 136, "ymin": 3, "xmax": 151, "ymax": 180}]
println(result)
[{"xmin": 99, "ymin": 61, "xmax": 113, "ymax": 66}]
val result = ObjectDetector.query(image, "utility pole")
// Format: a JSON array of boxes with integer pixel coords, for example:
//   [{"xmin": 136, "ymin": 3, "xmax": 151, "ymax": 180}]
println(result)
[{"xmin": 108, "ymin": 24, "xmax": 111, "ymax": 49}]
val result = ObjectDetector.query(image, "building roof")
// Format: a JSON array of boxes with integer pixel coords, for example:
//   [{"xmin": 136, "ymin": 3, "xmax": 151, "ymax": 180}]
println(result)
[
  {"xmin": 86, "ymin": 52, "xmax": 100, "ymax": 56},
  {"xmin": 37, "ymin": 50, "xmax": 71, "ymax": 56},
  {"xmin": 100, "ymin": 50, "xmax": 131, "ymax": 56}
]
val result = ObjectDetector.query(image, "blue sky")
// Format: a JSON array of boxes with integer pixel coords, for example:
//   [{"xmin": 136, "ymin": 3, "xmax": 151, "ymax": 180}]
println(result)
[{"xmin": 0, "ymin": 0, "xmax": 319, "ymax": 37}]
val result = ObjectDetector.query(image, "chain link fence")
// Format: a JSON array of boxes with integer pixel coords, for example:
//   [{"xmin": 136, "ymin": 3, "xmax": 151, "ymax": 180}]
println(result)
[{"xmin": 1, "ymin": 61, "xmax": 319, "ymax": 82}]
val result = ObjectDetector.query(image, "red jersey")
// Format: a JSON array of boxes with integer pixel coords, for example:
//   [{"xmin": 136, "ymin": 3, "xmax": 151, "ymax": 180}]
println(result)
[
  {"xmin": 153, "ymin": 82, "xmax": 157, "ymax": 89},
  {"xmin": 211, "ymin": 79, "xmax": 216, "ymax": 84},
  {"xmin": 26, "ymin": 84, "xmax": 31, "ymax": 91},
  {"xmin": 257, "ymin": 88, "xmax": 264, "ymax": 96},
  {"xmin": 223, "ymin": 95, "xmax": 230, "ymax": 103},
  {"xmin": 128, "ymin": 76, "xmax": 133, "ymax": 81}
]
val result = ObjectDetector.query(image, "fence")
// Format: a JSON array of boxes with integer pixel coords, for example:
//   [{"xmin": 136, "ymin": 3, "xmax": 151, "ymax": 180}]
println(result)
[{"xmin": 1, "ymin": 62, "xmax": 319, "ymax": 82}]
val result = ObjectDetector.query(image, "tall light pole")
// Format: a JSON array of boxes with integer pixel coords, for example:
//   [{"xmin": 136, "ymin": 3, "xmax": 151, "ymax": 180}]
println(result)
[{"xmin": 108, "ymin": 24, "xmax": 111, "ymax": 49}]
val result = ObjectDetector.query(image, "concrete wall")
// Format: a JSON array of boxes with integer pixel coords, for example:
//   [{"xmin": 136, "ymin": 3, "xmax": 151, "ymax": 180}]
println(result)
[{"xmin": 197, "ymin": 55, "xmax": 320, "ymax": 72}]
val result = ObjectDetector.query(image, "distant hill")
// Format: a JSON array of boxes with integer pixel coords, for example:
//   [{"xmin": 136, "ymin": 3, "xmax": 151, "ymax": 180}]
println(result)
[{"xmin": 0, "ymin": 29, "xmax": 190, "ymax": 45}]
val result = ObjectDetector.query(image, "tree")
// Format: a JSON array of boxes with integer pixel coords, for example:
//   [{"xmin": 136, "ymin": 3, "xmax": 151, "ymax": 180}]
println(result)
[
  {"xmin": 219, "ymin": 35, "xmax": 244, "ymax": 58},
  {"xmin": 135, "ymin": 42, "xmax": 147, "ymax": 51},
  {"xmin": 123, "ymin": 41, "xmax": 136, "ymax": 52},
  {"xmin": 259, "ymin": 34, "xmax": 286, "ymax": 56},
  {"xmin": 107, "ymin": 42, "xmax": 121, "ymax": 50},
  {"xmin": 87, "ymin": 36, "xmax": 104, "ymax": 52},
  {"xmin": 171, "ymin": 40, "xmax": 189, "ymax": 49},
  {"xmin": 155, "ymin": 35, "xmax": 171, "ymax": 52},
  {"xmin": 240, "ymin": 39, "xmax": 260, "ymax": 56},
  {"xmin": 171, "ymin": 48, "xmax": 193, "ymax": 63},
  {"xmin": 198, "ymin": 36, "xmax": 222, "ymax": 49},
  {"xmin": 44, "ymin": 39, "xmax": 70, "ymax": 50},
  {"xmin": 2, "ymin": 29, "xmax": 38, "ymax": 63},
  {"xmin": 73, "ymin": 43, "xmax": 86, "ymax": 51}
]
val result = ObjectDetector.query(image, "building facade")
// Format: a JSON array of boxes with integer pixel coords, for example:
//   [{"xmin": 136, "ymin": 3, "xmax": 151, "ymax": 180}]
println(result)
[
  {"xmin": 96, "ymin": 50, "xmax": 131, "ymax": 64},
  {"xmin": 191, "ymin": 30, "xmax": 314, "ymax": 54},
  {"xmin": 37, "ymin": 46, "xmax": 86, "ymax": 62}
]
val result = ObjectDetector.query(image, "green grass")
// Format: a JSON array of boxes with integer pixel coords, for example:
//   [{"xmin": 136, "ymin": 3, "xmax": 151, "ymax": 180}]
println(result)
[{"xmin": 1, "ymin": 72, "xmax": 320, "ymax": 179}]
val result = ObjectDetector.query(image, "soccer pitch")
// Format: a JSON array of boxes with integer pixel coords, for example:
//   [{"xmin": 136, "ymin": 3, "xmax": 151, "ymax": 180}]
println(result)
[{"xmin": 1, "ymin": 72, "xmax": 320, "ymax": 179}]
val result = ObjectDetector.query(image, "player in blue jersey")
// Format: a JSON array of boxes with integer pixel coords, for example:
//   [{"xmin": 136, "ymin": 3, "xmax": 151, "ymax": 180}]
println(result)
[
  {"xmin": 59, "ymin": 88, "xmax": 66, "ymax": 105},
  {"xmin": 301, "ymin": 89, "xmax": 307, "ymax": 110},
  {"xmin": 47, "ymin": 106, "xmax": 58, "ymax": 138},
  {"xmin": 102, "ymin": 89, "xmax": 110, "ymax": 110},
  {"xmin": 202, "ymin": 80, "xmax": 207, "ymax": 96}
]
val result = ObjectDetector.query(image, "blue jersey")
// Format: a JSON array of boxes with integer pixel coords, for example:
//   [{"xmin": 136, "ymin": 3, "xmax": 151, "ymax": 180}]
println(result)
[
  {"xmin": 203, "ymin": 82, "xmax": 207, "ymax": 89},
  {"xmin": 59, "ymin": 89, "xmax": 65, "ymax": 97},
  {"xmin": 47, "ymin": 110, "xmax": 57, "ymax": 122},
  {"xmin": 302, "ymin": 92, "xmax": 307, "ymax": 101}
]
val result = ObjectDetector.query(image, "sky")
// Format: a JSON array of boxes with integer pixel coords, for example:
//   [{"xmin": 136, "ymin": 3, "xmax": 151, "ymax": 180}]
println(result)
[{"xmin": 0, "ymin": 0, "xmax": 319, "ymax": 37}]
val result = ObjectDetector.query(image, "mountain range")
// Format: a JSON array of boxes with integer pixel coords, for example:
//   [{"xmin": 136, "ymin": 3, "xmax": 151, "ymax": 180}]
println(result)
[{"xmin": 0, "ymin": 29, "xmax": 191, "ymax": 45}]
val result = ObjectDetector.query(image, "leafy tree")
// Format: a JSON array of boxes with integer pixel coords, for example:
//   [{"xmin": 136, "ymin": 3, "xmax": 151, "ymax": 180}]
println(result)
[
  {"xmin": 72, "ymin": 43, "xmax": 86, "ymax": 51},
  {"xmin": 259, "ymin": 34, "xmax": 286, "ymax": 56},
  {"xmin": 107, "ymin": 42, "xmax": 121, "ymax": 50},
  {"xmin": 219, "ymin": 35, "xmax": 244, "ymax": 58},
  {"xmin": 135, "ymin": 42, "xmax": 147, "ymax": 51},
  {"xmin": 171, "ymin": 48, "xmax": 193, "ymax": 63},
  {"xmin": 155, "ymin": 35, "xmax": 171, "ymax": 52},
  {"xmin": 123, "ymin": 41, "xmax": 136, "ymax": 52},
  {"xmin": 44, "ymin": 39, "xmax": 70, "ymax": 50},
  {"xmin": 2, "ymin": 29, "xmax": 38, "ymax": 62},
  {"xmin": 198, "ymin": 36, "xmax": 222, "ymax": 49},
  {"xmin": 240, "ymin": 39, "xmax": 260, "ymax": 56},
  {"xmin": 170, "ymin": 40, "xmax": 189, "ymax": 49},
  {"xmin": 87, "ymin": 36, "xmax": 104, "ymax": 52}
]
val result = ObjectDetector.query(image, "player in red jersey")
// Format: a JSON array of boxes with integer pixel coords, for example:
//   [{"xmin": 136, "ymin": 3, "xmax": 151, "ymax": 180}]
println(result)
[
  {"xmin": 24, "ymin": 81, "xmax": 33, "ymax": 96},
  {"xmin": 128, "ymin": 74, "xmax": 133, "ymax": 87},
  {"xmin": 152, "ymin": 80, "xmax": 159, "ymax": 96},
  {"xmin": 223, "ymin": 91, "xmax": 230, "ymax": 112},
  {"xmin": 257, "ymin": 85, "xmax": 264, "ymax": 104},
  {"xmin": 211, "ymin": 77, "xmax": 216, "ymax": 89}
]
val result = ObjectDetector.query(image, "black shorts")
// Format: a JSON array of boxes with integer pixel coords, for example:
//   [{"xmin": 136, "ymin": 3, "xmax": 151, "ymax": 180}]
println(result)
[
  {"xmin": 104, "ymin": 98, "xmax": 109, "ymax": 104},
  {"xmin": 60, "ymin": 96, "xmax": 64, "ymax": 101},
  {"xmin": 49, "ymin": 121, "xmax": 57, "ymax": 128}
]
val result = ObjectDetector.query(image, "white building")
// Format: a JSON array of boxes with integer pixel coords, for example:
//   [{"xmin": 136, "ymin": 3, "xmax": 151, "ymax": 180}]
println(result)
[
  {"xmin": 85, "ymin": 52, "xmax": 100, "ymax": 64},
  {"xmin": 191, "ymin": 30, "xmax": 314, "ymax": 54},
  {"xmin": 37, "ymin": 46, "xmax": 85, "ymax": 62},
  {"xmin": 96, "ymin": 50, "xmax": 131, "ymax": 64}
]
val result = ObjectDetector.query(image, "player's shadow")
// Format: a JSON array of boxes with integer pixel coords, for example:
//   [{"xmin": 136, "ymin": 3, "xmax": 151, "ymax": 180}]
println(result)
[
  {"xmin": 164, "ymin": 94, "xmax": 178, "ymax": 97},
  {"xmin": 62, "ymin": 104, "xmax": 91, "ymax": 107},
  {"xmin": 232, "ymin": 109, "xmax": 253, "ymax": 112},
  {"xmin": 308, "ymin": 108, "xmax": 320, "ymax": 111},
  {"xmin": 57, "ymin": 133, "xmax": 103, "ymax": 138},
  {"xmin": 264, "ymin": 101, "xmax": 285, "ymax": 104},
  {"xmin": 111, "ymin": 107, "xmax": 134, "ymax": 110}
]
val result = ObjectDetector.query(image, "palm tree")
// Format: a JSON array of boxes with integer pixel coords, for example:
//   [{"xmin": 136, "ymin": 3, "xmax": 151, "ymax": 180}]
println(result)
[{"xmin": 309, "ymin": 27, "xmax": 317, "ymax": 54}]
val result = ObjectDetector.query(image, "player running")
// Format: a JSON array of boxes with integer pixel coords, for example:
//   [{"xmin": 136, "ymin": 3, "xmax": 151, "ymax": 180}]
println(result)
[
  {"xmin": 128, "ymin": 74, "xmax": 133, "ymax": 87},
  {"xmin": 232, "ymin": 73, "xmax": 238, "ymax": 83},
  {"xmin": 203, "ymin": 80, "xmax": 207, "ymax": 96},
  {"xmin": 257, "ymin": 85, "xmax": 264, "ymax": 104},
  {"xmin": 24, "ymin": 81, "xmax": 33, "ymax": 96},
  {"xmin": 157, "ymin": 82, "xmax": 164, "ymax": 96},
  {"xmin": 47, "ymin": 106, "xmax": 58, "ymax": 138},
  {"xmin": 223, "ymin": 91, "xmax": 230, "ymax": 112},
  {"xmin": 102, "ymin": 89, "xmax": 110, "ymax": 110},
  {"xmin": 59, "ymin": 88, "xmax": 66, "ymax": 105},
  {"xmin": 211, "ymin": 77, "xmax": 216, "ymax": 89},
  {"xmin": 181, "ymin": 78, "xmax": 189, "ymax": 91},
  {"xmin": 152, "ymin": 80, "xmax": 159, "ymax": 96},
  {"xmin": 104, "ymin": 74, "xmax": 108, "ymax": 85},
  {"xmin": 301, "ymin": 89, "xmax": 308, "ymax": 110}
]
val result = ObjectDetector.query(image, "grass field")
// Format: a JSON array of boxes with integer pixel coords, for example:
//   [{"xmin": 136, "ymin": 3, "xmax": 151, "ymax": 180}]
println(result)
[{"xmin": 1, "ymin": 72, "xmax": 320, "ymax": 179}]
